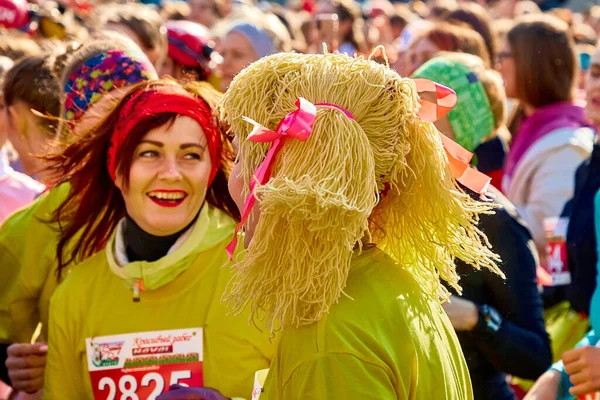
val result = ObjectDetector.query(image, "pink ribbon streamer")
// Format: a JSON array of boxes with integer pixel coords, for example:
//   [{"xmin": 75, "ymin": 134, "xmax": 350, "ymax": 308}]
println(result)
[
  {"xmin": 226, "ymin": 98, "xmax": 355, "ymax": 259},
  {"xmin": 414, "ymin": 78, "xmax": 491, "ymax": 197}
]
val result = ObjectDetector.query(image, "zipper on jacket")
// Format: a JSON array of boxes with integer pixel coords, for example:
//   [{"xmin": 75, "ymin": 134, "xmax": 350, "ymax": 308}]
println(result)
[{"xmin": 133, "ymin": 278, "xmax": 143, "ymax": 302}]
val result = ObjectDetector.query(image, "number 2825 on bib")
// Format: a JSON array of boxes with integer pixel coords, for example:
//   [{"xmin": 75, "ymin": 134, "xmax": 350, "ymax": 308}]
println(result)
[{"xmin": 86, "ymin": 328, "xmax": 203, "ymax": 400}]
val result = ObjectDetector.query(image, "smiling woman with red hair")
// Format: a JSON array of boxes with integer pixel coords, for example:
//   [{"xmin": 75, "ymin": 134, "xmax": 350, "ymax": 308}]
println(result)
[{"xmin": 42, "ymin": 80, "xmax": 273, "ymax": 400}]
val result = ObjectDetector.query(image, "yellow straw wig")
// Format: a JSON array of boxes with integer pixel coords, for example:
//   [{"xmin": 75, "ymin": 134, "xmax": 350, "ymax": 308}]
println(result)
[{"xmin": 219, "ymin": 52, "xmax": 501, "ymax": 332}]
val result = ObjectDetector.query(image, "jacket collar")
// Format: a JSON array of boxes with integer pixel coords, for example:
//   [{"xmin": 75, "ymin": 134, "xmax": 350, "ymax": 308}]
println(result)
[{"xmin": 106, "ymin": 204, "xmax": 235, "ymax": 291}]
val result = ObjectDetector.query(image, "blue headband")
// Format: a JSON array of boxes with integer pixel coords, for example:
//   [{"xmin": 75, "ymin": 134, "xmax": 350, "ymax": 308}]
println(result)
[{"xmin": 229, "ymin": 22, "xmax": 276, "ymax": 58}]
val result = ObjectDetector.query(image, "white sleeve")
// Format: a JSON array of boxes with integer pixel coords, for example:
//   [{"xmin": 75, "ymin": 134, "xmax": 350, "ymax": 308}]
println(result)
[{"xmin": 516, "ymin": 145, "xmax": 588, "ymax": 255}]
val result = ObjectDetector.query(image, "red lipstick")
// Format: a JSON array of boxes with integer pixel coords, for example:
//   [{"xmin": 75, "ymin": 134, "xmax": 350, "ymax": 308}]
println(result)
[{"xmin": 147, "ymin": 190, "xmax": 188, "ymax": 208}]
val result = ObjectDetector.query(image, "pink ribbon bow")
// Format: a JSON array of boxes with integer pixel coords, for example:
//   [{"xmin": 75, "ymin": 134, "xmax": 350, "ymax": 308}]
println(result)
[
  {"xmin": 414, "ymin": 78, "xmax": 491, "ymax": 197},
  {"xmin": 226, "ymin": 98, "xmax": 355, "ymax": 259}
]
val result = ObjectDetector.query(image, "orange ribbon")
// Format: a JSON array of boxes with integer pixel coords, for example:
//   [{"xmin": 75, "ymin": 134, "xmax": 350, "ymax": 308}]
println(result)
[{"xmin": 414, "ymin": 78, "xmax": 491, "ymax": 196}]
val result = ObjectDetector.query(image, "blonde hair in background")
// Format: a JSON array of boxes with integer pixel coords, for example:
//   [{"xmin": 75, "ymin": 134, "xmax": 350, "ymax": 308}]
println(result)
[{"xmin": 219, "ymin": 51, "xmax": 501, "ymax": 332}]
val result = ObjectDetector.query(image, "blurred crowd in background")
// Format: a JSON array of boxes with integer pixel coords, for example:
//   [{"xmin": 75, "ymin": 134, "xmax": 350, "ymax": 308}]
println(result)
[{"xmin": 3, "ymin": 0, "xmax": 600, "ymax": 398}]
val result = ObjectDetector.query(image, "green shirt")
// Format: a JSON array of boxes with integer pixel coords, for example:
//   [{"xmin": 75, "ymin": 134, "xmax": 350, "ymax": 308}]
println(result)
[
  {"xmin": 44, "ymin": 206, "xmax": 276, "ymax": 399},
  {"xmin": 261, "ymin": 248, "xmax": 473, "ymax": 400},
  {"xmin": 0, "ymin": 183, "xmax": 71, "ymax": 343}
]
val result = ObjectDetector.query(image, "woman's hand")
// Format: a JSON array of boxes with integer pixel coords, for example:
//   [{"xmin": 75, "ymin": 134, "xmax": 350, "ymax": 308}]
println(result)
[
  {"xmin": 156, "ymin": 385, "xmax": 230, "ymax": 400},
  {"xmin": 524, "ymin": 369, "xmax": 561, "ymax": 400},
  {"xmin": 6, "ymin": 343, "xmax": 47, "ymax": 394},
  {"xmin": 563, "ymin": 346, "xmax": 600, "ymax": 397},
  {"xmin": 442, "ymin": 296, "xmax": 479, "ymax": 331}
]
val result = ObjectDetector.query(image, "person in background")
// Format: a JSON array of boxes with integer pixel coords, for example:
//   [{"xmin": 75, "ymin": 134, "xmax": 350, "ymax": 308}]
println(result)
[
  {"xmin": 0, "ymin": 55, "xmax": 44, "ymax": 224},
  {"xmin": 3, "ymin": 46, "xmax": 65, "ymax": 184},
  {"xmin": 218, "ymin": 21, "xmax": 279, "ymax": 92},
  {"xmin": 0, "ymin": 43, "xmax": 69, "ymax": 399},
  {"xmin": 97, "ymin": 2, "xmax": 168, "ymax": 71},
  {"xmin": 315, "ymin": 0, "xmax": 368, "ymax": 55},
  {"xmin": 269, "ymin": 4, "xmax": 309, "ymax": 53},
  {"xmin": 491, "ymin": 18, "xmax": 517, "ymax": 143},
  {"xmin": 525, "ymin": 42, "xmax": 600, "ymax": 400},
  {"xmin": 416, "ymin": 51, "xmax": 509, "ymax": 187},
  {"xmin": 0, "ymin": 31, "xmax": 44, "ymax": 177},
  {"xmin": 392, "ymin": 18, "xmax": 434, "ymax": 76},
  {"xmin": 498, "ymin": 14, "xmax": 594, "ymax": 267},
  {"xmin": 362, "ymin": 0, "xmax": 397, "ymax": 50},
  {"xmin": 407, "ymin": 22, "xmax": 490, "ymax": 75},
  {"xmin": 445, "ymin": 2, "xmax": 496, "ymax": 64},
  {"xmin": 300, "ymin": 12, "xmax": 318, "ymax": 53},
  {"xmin": 526, "ymin": 196, "xmax": 600, "ymax": 400},
  {"xmin": 0, "ymin": 42, "xmax": 69, "ymax": 400},
  {"xmin": 162, "ymin": 20, "xmax": 218, "ymax": 83},
  {"xmin": 188, "ymin": 0, "xmax": 222, "ymax": 28},
  {"xmin": 560, "ymin": 45, "xmax": 600, "ymax": 319},
  {"xmin": 1, "ymin": 41, "xmax": 158, "ymax": 397},
  {"xmin": 537, "ymin": 41, "xmax": 598, "ymax": 316},
  {"xmin": 413, "ymin": 52, "xmax": 551, "ymax": 400},
  {"xmin": 390, "ymin": 4, "xmax": 416, "ymax": 40}
]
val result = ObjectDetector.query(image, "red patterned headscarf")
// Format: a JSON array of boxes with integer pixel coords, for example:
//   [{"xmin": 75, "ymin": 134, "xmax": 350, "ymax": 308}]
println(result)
[{"xmin": 107, "ymin": 85, "xmax": 222, "ymax": 185}]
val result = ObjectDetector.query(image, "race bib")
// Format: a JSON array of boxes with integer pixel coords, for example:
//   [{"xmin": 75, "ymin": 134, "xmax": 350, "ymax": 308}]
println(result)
[
  {"xmin": 543, "ymin": 217, "xmax": 571, "ymax": 286},
  {"xmin": 86, "ymin": 328, "xmax": 203, "ymax": 400},
  {"xmin": 251, "ymin": 369, "xmax": 269, "ymax": 400}
]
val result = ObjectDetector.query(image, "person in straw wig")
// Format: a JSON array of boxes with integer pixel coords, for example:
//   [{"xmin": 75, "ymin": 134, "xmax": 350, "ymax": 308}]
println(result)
[{"xmin": 219, "ymin": 50, "xmax": 502, "ymax": 399}]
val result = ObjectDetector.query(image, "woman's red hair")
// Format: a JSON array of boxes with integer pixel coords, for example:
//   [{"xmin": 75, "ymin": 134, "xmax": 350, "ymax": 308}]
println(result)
[{"xmin": 46, "ymin": 79, "xmax": 239, "ymax": 279}]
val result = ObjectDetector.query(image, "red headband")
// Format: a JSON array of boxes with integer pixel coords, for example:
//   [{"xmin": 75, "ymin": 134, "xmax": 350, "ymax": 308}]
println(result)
[{"xmin": 107, "ymin": 85, "xmax": 222, "ymax": 185}]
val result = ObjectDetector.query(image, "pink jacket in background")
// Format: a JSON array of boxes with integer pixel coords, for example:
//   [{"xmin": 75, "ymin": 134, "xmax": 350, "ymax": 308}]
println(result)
[{"xmin": 0, "ymin": 151, "xmax": 44, "ymax": 224}]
